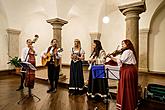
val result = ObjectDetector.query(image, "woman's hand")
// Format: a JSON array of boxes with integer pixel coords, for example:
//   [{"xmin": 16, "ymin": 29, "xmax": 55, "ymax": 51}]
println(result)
[
  {"xmin": 72, "ymin": 54, "xmax": 78, "ymax": 61},
  {"xmin": 90, "ymin": 59, "xmax": 96, "ymax": 63},
  {"xmin": 29, "ymin": 45, "xmax": 35, "ymax": 54}
]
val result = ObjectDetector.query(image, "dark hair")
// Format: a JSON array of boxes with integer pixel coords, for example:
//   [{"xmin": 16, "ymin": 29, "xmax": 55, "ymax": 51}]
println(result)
[
  {"xmin": 26, "ymin": 39, "xmax": 31, "ymax": 43},
  {"xmin": 92, "ymin": 40, "xmax": 103, "ymax": 58},
  {"xmin": 51, "ymin": 39, "xmax": 58, "ymax": 43},
  {"xmin": 122, "ymin": 39, "xmax": 137, "ymax": 61}
]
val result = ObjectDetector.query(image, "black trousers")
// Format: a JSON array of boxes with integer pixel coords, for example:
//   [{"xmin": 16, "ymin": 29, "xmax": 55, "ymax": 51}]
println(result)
[
  {"xmin": 48, "ymin": 63, "xmax": 60, "ymax": 89},
  {"xmin": 19, "ymin": 72, "xmax": 26, "ymax": 88}
]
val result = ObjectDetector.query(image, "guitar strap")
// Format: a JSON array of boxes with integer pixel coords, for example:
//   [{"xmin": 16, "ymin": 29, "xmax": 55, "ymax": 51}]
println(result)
[
  {"xmin": 47, "ymin": 46, "xmax": 59, "ymax": 66},
  {"xmin": 53, "ymin": 48, "xmax": 59, "ymax": 66},
  {"xmin": 47, "ymin": 46, "xmax": 52, "ymax": 53}
]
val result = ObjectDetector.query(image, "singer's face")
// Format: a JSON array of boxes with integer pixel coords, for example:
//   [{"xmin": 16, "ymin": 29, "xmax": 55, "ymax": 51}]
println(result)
[
  {"xmin": 122, "ymin": 41, "xmax": 127, "ymax": 48},
  {"xmin": 92, "ymin": 43, "xmax": 96, "ymax": 49},
  {"xmin": 27, "ymin": 39, "xmax": 32, "ymax": 46},
  {"xmin": 74, "ymin": 41, "xmax": 78, "ymax": 47},
  {"xmin": 52, "ymin": 39, "xmax": 57, "ymax": 47}
]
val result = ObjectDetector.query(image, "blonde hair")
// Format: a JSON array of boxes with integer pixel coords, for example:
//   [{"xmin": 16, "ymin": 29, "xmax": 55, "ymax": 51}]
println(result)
[{"xmin": 74, "ymin": 39, "xmax": 81, "ymax": 48}]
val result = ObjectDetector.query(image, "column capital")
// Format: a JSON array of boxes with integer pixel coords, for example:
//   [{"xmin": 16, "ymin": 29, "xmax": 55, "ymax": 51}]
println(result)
[
  {"xmin": 46, "ymin": 18, "xmax": 68, "ymax": 29},
  {"xmin": 140, "ymin": 28, "xmax": 150, "ymax": 34},
  {"xmin": 90, "ymin": 32, "xmax": 101, "ymax": 40},
  {"xmin": 119, "ymin": 1, "xmax": 146, "ymax": 16},
  {"xmin": 6, "ymin": 28, "xmax": 21, "ymax": 35}
]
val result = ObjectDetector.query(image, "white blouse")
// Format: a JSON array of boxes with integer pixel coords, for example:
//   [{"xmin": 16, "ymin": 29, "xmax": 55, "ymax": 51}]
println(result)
[
  {"xmin": 71, "ymin": 48, "xmax": 85, "ymax": 62},
  {"xmin": 21, "ymin": 47, "xmax": 37, "ymax": 62},
  {"xmin": 90, "ymin": 49, "xmax": 106, "ymax": 65},
  {"xmin": 71, "ymin": 48, "xmax": 85, "ymax": 55},
  {"xmin": 117, "ymin": 49, "xmax": 136, "ymax": 66}
]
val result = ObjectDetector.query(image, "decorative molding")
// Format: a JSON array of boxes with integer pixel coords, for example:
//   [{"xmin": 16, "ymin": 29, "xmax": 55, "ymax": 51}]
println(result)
[
  {"xmin": 90, "ymin": 32, "xmax": 101, "ymax": 40},
  {"xmin": 46, "ymin": 18, "xmax": 68, "ymax": 29},
  {"xmin": 119, "ymin": 1, "xmax": 146, "ymax": 15},
  {"xmin": 139, "ymin": 67, "xmax": 149, "ymax": 72},
  {"xmin": 6, "ymin": 28, "xmax": 21, "ymax": 35},
  {"xmin": 139, "ymin": 28, "xmax": 150, "ymax": 34}
]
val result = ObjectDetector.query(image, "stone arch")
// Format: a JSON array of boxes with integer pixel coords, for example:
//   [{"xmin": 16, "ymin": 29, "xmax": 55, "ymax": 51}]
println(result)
[{"xmin": 148, "ymin": 0, "xmax": 165, "ymax": 72}]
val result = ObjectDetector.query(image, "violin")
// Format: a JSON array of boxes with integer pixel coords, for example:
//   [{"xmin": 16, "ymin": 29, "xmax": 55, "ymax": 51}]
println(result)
[
  {"xmin": 110, "ymin": 49, "xmax": 123, "ymax": 56},
  {"xmin": 105, "ymin": 47, "xmax": 126, "ymax": 59}
]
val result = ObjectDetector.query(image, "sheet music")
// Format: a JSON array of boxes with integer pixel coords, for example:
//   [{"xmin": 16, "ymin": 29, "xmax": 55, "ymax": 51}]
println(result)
[
  {"xmin": 20, "ymin": 62, "xmax": 37, "ymax": 71},
  {"xmin": 91, "ymin": 65, "xmax": 105, "ymax": 79},
  {"xmin": 105, "ymin": 65, "xmax": 120, "ymax": 80}
]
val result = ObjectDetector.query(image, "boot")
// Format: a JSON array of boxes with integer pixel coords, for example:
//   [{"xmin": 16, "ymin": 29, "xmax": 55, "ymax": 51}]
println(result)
[
  {"xmin": 47, "ymin": 81, "xmax": 54, "ymax": 93},
  {"xmin": 16, "ymin": 73, "xmax": 25, "ymax": 91},
  {"xmin": 16, "ymin": 86, "xmax": 24, "ymax": 91}
]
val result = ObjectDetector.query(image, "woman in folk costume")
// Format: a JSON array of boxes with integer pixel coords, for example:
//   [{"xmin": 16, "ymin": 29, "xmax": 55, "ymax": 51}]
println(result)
[
  {"xmin": 108, "ymin": 39, "xmax": 138, "ymax": 110},
  {"xmin": 87, "ymin": 40, "xmax": 108, "ymax": 99},
  {"xmin": 41, "ymin": 39, "xmax": 62, "ymax": 93},
  {"xmin": 69, "ymin": 39, "xmax": 85, "ymax": 95},
  {"xmin": 16, "ymin": 39, "xmax": 37, "ymax": 91}
]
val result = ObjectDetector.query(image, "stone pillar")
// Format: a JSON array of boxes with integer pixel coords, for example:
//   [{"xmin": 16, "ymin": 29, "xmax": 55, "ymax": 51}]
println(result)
[
  {"xmin": 46, "ymin": 18, "xmax": 68, "ymax": 47},
  {"xmin": 90, "ymin": 32, "xmax": 101, "ymax": 51},
  {"xmin": 46, "ymin": 18, "xmax": 68, "ymax": 80},
  {"xmin": 7, "ymin": 28, "xmax": 21, "ymax": 58},
  {"xmin": 119, "ymin": 1, "xmax": 146, "ymax": 62},
  {"xmin": 139, "ymin": 29, "xmax": 149, "ymax": 72}
]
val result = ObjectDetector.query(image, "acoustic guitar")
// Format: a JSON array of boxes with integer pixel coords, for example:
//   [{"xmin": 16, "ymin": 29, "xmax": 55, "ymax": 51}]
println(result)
[{"xmin": 41, "ymin": 48, "xmax": 63, "ymax": 66}]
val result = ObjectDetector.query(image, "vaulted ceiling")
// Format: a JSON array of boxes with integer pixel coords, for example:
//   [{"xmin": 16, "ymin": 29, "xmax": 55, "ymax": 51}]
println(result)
[{"xmin": 0, "ymin": 0, "xmax": 142, "ymax": 27}]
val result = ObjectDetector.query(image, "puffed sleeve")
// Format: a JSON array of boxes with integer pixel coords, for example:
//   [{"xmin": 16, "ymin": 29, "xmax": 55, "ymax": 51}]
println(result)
[
  {"xmin": 96, "ymin": 49, "xmax": 106, "ymax": 64},
  {"xmin": 56, "ymin": 48, "xmax": 62, "ymax": 59},
  {"xmin": 80, "ymin": 48, "xmax": 85, "ymax": 55}
]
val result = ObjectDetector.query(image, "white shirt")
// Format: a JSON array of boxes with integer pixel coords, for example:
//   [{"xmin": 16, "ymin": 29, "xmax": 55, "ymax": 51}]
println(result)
[
  {"xmin": 21, "ymin": 47, "xmax": 37, "ymax": 62},
  {"xmin": 41, "ymin": 47, "xmax": 62, "ymax": 59},
  {"xmin": 90, "ymin": 49, "xmax": 106, "ymax": 65},
  {"xmin": 117, "ymin": 49, "xmax": 136, "ymax": 66}
]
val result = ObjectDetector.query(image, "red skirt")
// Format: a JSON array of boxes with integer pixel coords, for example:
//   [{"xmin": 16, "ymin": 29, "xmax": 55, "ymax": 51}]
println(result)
[
  {"xmin": 25, "ymin": 54, "xmax": 36, "ymax": 89},
  {"xmin": 116, "ymin": 65, "xmax": 138, "ymax": 110}
]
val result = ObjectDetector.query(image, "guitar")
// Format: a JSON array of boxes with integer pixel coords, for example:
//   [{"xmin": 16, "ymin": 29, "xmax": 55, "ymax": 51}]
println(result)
[{"xmin": 41, "ymin": 48, "xmax": 63, "ymax": 66}]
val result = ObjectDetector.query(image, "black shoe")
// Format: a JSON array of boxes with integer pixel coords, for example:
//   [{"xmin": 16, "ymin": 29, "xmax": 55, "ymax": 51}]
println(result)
[
  {"xmin": 52, "ymin": 89, "xmax": 56, "ymax": 93},
  {"xmin": 47, "ymin": 88, "xmax": 53, "ymax": 93},
  {"xmin": 16, "ymin": 86, "xmax": 24, "ymax": 91}
]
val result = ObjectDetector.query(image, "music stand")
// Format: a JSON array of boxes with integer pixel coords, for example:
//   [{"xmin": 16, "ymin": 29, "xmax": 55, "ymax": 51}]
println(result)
[
  {"xmin": 104, "ymin": 65, "xmax": 120, "ymax": 80},
  {"xmin": 91, "ymin": 65, "xmax": 120, "ymax": 110},
  {"xmin": 17, "ymin": 62, "xmax": 40, "ymax": 104}
]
